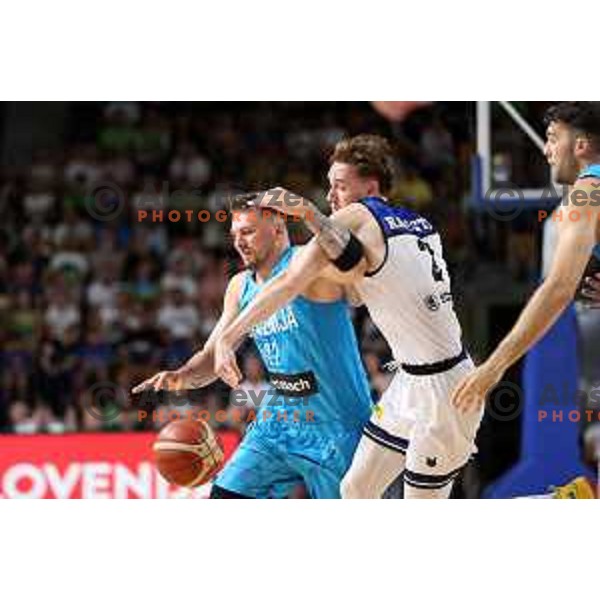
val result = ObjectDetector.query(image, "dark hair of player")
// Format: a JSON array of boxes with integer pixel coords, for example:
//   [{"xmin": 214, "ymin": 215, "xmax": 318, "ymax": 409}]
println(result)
[{"xmin": 544, "ymin": 102, "xmax": 600, "ymax": 152}]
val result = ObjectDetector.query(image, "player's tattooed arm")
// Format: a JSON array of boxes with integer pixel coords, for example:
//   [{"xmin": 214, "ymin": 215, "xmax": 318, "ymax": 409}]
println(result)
[
  {"xmin": 452, "ymin": 192, "xmax": 599, "ymax": 413},
  {"xmin": 254, "ymin": 187, "xmax": 367, "ymax": 269},
  {"xmin": 132, "ymin": 273, "xmax": 244, "ymax": 393},
  {"xmin": 289, "ymin": 198, "xmax": 358, "ymax": 265}
]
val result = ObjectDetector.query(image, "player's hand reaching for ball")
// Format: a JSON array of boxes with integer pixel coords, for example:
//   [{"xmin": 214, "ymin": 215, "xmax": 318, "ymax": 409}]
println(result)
[
  {"xmin": 131, "ymin": 369, "xmax": 187, "ymax": 394},
  {"xmin": 214, "ymin": 337, "xmax": 243, "ymax": 388},
  {"xmin": 451, "ymin": 363, "xmax": 503, "ymax": 414}
]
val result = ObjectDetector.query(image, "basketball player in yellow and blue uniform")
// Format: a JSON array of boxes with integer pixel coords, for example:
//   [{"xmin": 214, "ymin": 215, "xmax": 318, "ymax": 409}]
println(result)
[{"xmin": 133, "ymin": 196, "xmax": 372, "ymax": 498}]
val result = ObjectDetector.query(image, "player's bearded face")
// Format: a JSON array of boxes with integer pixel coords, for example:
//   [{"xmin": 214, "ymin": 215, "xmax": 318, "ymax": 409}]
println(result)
[
  {"xmin": 545, "ymin": 121, "xmax": 579, "ymax": 185},
  {"xmin": 327, "ymin": 162, "xmax": 376, "ymax": 212},
  {"xmin": 231, "ymin": 211, "xmax": 275, "ymax": 268}
]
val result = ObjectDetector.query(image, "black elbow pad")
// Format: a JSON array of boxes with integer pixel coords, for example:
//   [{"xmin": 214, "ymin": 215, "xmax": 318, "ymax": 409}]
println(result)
[{"xmin": 332, "ymin": 233, "xmax": 364, "ymax": 272}]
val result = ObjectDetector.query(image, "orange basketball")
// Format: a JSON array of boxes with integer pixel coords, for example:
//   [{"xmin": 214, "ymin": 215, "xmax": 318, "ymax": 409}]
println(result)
[{"xmin": 152, "ymin": 419, "xmax": 225, "ymax": 488}]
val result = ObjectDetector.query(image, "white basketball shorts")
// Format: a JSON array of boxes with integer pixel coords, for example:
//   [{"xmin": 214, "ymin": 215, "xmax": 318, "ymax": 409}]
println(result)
[{"xmin": 363, "ymin": 357, "xmax": 484, "ymax": 490}]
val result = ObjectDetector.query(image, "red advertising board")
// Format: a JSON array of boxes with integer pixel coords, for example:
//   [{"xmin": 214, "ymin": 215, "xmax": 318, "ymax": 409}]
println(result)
[{"xmin": 0, "ymin": 431, "xmax": 240, "ymax": 499}]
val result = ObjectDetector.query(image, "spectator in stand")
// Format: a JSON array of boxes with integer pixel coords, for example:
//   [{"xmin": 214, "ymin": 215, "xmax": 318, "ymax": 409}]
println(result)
[
  {"xmin": 129, "ymin": 259, "xmax": 160, "ymax": 303},
  {"xmin": 122, "ymin": 301, "xmax": 162, "ymax": 366},
  {"xmin": 53, "ymin": 205, "xmax": 95, "ymax": 251},
  {"xmin": 169, "ymin": 142, "xmax": 212, "ymax": 188},
  {"xmin": 7, "ymin": 290, "xmax": 41, "ymax": 352},
  {"xmin": 87, "ymin": 262, "xmax": 121, "ymax": 311},
  {"xmin": 4, "ymin": 356, "xmax": 32, "ymax": 415},
  {"xmin": 160, "ymin": 254, "xmax": 197, "ymax": 299},
  {"xmin": 167, "ymin": 236, "xmax": 207, "ymax": 277},
  {"xmin": 90, "ymin": 226, "xmax": 126, "ymax": 275},
  {"xmin": 44, "ymin": 290, "xmax": 81, "ymax": 341},
  {"xmin": 98, "ymin": 106, "xmax": 139, "ymax": 154},
  {"xmin": 103, "ymin": 149, "xmax": 136, "ymax": 187},
  {"xmin": 390, "ymin": 163, "xmax": 434, "ymax": 214},
  {"xmin": 23, "ymin": 184, "xmax": 56, "ymax": 223},
  {"xmin": 29, "ymin": 149, "xmax": 58, "ymax": 189},
  {"xmin": 35, "ymin": 325, "xmax": 79, "ymax": 424},
  {"xmin": 9, "ymin": 401, "xmax": 42, "ymax": 434},
  {"xmin": 49, "ymin": 237, "xmax": 89, "ymax": 281},
  {"xmin": 419, "ymin": 114, "xmax": 455, "ymax": 180},
  {"xmin": 157, "ymin": 288, "xmax": 201, "ymax": 342},
  {"xmin": 123, "ymin": 227, "xmax": 164, "ymax": 281},
  {"xmin": 64, "ymin": 144, "xmax": 103, "ymax": 188},
  {"xmin": 6, "ymin": 262, "xmax": 42, "ymax": 298},
  {"xmin": 135, "ymin": 106, "xmax": 172, "ymax": 174},
  {"xmin": 79, "ymin": 323, "xmax": 113, "ymax": 374}
]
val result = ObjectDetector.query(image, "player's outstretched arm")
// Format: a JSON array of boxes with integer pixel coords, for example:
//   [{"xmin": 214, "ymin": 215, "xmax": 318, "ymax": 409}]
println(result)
[
  {"xmin": 452, "ymin": 189, "xmax": 600, "ymax": 413},
  {"xmin": 215, "ymin": 239, "xmax": 346, "ymax": 387},
  {"xmin": 131, "ymin": 273, "xmax": 244, "ymax": 393},
  {"xmin": 255, "ymin": 187, "xmax": 368, "ymax": 270}
]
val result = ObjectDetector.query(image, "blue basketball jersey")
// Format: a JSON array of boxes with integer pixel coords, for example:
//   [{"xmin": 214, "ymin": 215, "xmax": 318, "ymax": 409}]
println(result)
[
  {"xmin": 578, "ymin": 164, "xmax": 600, "ymax": 180},
  {"xmin": 238, "ymin": 246, "xmax": 372, "ymax": 427}
]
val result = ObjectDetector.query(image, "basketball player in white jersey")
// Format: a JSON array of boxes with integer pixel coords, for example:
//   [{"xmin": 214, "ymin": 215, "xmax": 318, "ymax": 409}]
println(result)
[{"xmin": 215, "ymin": 134, "xmax": 483, "ymax": 499}]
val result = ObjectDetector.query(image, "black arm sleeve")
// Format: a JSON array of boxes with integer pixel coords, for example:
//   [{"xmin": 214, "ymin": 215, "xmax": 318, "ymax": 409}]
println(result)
[{"xmin": 331, "ymin": 233, "xmax": 364, "ymax": 272}]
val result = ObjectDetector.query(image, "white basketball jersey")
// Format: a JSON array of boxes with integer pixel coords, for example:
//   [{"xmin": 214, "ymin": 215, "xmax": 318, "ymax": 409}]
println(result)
[{"xmin": 355, "ymin": 197, "xmax": 463, "ymax": 365}]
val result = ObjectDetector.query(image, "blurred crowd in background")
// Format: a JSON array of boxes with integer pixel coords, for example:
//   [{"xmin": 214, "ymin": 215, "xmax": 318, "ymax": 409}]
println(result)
[{"xmin": 0, "ymin": 101, "xmax": 550, "ymax": 443}]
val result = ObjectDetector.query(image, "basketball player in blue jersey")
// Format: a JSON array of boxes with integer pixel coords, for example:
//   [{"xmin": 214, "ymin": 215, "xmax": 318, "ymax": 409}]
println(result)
[
  {"xmin": 216, "ymin": 135, "xmax": 482, "ymax": 499},
  {"xmin": 133, "ymin": 196, "xmax": 372, "ymax": 498},
  {"xmin": 451, "ymin": 102, "xmax": 600, "ymax": 414}
]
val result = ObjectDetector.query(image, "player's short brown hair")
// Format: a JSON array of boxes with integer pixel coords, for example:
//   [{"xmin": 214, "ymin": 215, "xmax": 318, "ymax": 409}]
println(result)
[
  {"xmin": 544, "ymin": 102, "xmax": 600, "ymax": 151},
  {"xmin": 330, "ymin": 134, "xmax": 396, "ymax": 195}
]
